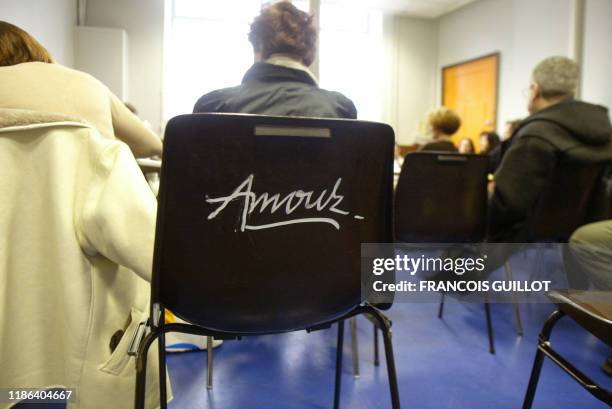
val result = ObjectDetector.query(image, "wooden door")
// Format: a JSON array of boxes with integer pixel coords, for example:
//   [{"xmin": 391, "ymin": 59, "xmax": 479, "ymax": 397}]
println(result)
[{"xmin": 443, "ymin": 54, "xmax": 498, "ymax": 151}]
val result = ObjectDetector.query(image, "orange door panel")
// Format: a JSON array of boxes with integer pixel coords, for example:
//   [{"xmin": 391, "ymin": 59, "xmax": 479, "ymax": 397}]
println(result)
[{"xmin": 443, "ymin": 54, "xmax": 498, "ymax": 151}]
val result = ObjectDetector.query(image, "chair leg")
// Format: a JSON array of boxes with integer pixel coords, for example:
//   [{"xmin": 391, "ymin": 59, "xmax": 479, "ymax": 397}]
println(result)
[
  {"xmin": 367, "ymin": 309, "xmax": 401, "ymax": 409},
  {"xmin": 373, "ymin": 323, "xmax": 380, "ymax": 366},
  {"xmin": 532, "ymin": 245, "xmax": 546, "ymax": 282},
  {"xmin": 158, "ymin": 331, "xmax": 167, "ymax": 409},
  {"xmin": 484, "ymin": 297, "xmax": 495, "ymax": 354},
  {"xmin": 207, "ymin": 336, "xmax": 213, "ymax": 389},
  {"xmin": 333, "ymin": 320, "xmax": 345, "ymax": 409},
  {"xmin": 438, "ymin": 292, "xmax": 445, "ymax": 319},
  {"xmin": 134, "ymin": 330, "xmax": 159, "ymax": 409},
  {"xmin": 522, "ymin": 310, "xmax": 565, "ymax": 409},
  {"xmin": 350, "ymin": 317, "xmax": 360, "ymax": 379},
  {"xmin": 504, "ymin": 262, "xmax": 524, "ymax": 336}
]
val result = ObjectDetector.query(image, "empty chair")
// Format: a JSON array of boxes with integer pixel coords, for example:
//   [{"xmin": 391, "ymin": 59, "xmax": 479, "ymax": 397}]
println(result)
[
  {"xmin": 394, "ymin": 152, "xmax": 516, "ymax": 353},
  {"xmin": 131, "ymin": 113, "xmax": 400, "ymax": 409},
  {"xmin": 395, "ymin": 152, "xmax": 488, "ymax": 243}
]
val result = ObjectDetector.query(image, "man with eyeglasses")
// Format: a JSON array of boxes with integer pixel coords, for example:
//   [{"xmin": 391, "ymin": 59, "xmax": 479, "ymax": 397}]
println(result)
[
  {"xmin": 434, "ymin": 57, "xmax": 612, "ymax": 288},
  {"xmin": 488, "ymin": 56, "xmax": 612, "ymax": 243}
]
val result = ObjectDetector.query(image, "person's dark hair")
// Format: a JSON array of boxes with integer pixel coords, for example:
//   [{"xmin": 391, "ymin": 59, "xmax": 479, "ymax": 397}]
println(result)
[
  {"xmin": 248, "ymin": 1, "xmax": 317, "ymax": 66},
  {"xmin": 480, "ymin": 131, "xmax": 501, "ymax": 153},
  {"xmin": 506, "ymin": 119, "xmax": 522, "ymax": 136},
  {"xmin": 0, "ymin": 21, "xmax": 53, "ymax": 66},
  {"xmin": 458, "ymin": 137, "xmax": 475, "ymax": 154}
]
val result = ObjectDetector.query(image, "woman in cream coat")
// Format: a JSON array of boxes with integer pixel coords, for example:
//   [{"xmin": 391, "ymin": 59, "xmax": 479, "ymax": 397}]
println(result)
[
  {"xmin": 0, "ymin": 108, "xmax": 170, "ymax": 409},
  {"xmin": 0, "ymin": 21, "xmax": 162, "ymax": 158}
]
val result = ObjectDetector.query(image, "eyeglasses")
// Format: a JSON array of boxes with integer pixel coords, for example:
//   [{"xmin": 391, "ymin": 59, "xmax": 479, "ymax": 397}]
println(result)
[{"xmin": 522, "ymin": 83, "xmax": 535, "ymax": 98}]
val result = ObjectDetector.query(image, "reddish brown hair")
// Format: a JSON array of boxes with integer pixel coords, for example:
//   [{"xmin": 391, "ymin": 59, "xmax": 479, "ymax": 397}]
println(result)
[
  {"xmin": 248, "ymin": 1, "xmax": 317, "ymax": 66},
  {"xmin": 427, "ymin": 107, "xmax": 461, "ymax": 136},
  {"xmin": 0, "ymin": 21, "xmax": 53, "ymax": 66}
]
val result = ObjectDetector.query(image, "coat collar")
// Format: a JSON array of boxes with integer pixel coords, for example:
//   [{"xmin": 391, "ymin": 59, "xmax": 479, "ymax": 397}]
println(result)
[
  {"xmin": 242, "ymin": 62, "xmax": 318, "ymax": 87},
  {"xmin": 0, "ymin": 108, "xmax": 85, "ymax": 130}
]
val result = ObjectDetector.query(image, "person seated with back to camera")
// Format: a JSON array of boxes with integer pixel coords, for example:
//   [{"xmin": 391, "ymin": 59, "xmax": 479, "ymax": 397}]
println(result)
[
  {"xmin": 193, "ymin": 0, "xmax": 356, "ymax": 119},
  {"xmin": 489, "ymin": 56, "xmax": 612, "ymax": 243},
  {"xmin": 0, "ymin": 22, "xmax": 170, "ymax": 409},
  {"xmin": 418, "ymin": 107, "xmax": 460, "ymax": 152},
  {"xmin": 0, "ymin": 21, "xmax": 162, "ymax": 158}
]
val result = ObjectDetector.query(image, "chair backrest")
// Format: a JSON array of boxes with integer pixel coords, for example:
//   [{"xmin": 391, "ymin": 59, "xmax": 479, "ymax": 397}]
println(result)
[
  {"xmin": 527, "ymin": 163, "xmax": 607, "ymax": 241},
  {"xmin": 394, "ymin": 152, "xmax": 489, "ymax": 243},
  {"xmin": 152, "ymin": 114, "xmax": 394, "ymax": 333}
]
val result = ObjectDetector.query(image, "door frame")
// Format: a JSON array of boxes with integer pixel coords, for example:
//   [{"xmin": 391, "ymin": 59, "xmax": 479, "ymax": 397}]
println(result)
[{"xmin": 441, "ymin": 52, "xmax": 501, "ymax": 133}]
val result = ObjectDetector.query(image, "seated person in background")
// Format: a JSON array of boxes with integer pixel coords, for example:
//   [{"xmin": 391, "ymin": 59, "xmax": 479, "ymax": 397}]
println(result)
[
  {"xmin": 458, "ymin": 137, "xmax": 475, "ymax": 154},
  {"xmin": 489, "ymin": 56, "xmax": 612, "ymax": 243},
  {"xmin": 194, "ymin": 1, "xmax": 356, "ymax": 119},
  {"xmin": 500, "ymin": 118, "xmax": 522, "ymax": 158},
  {"xmin": 479, "ymin": 131, "xmax": 500, "ymax": 154},
  {"xmin": 419, "ymin": 107, "xmax": 460, "ymax": 152},
  {"xmin": 394, "ymin": 144, "xmax": 404, "ymax": 172},
  {"xmin": 479, "ymin": 131, "xmax": 502, "ymax": 171},
  {"xmin": 0, "ymin": 21, "xmax": 162, "ymax": 158}
]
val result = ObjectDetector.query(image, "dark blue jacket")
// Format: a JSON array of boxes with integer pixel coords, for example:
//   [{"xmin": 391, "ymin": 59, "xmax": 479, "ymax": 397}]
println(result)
[{"xmin": 193, "ymin": 62, "xmax": 357, "ymax": 119}]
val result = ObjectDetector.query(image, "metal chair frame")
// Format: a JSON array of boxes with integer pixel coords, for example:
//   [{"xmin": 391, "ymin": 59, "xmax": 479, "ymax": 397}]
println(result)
[
  {"xmin": 132, "ymin": 304, "xmax": 400, "ymax": 409},
  {"xmin": 522, "ymin": 309, "xmax": 612, "ymax": 408}
]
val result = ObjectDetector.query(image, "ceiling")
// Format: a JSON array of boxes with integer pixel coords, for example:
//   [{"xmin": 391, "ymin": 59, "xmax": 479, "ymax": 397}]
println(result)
[{"xmin": 362, "ymin": 0, "xmax": 478, "ymax": 18}]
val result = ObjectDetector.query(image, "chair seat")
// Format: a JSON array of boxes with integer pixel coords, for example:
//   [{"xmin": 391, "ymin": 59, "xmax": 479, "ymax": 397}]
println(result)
[{"xmin": 547, "ymin": 290, "xmax": 612, "ymax": 346}]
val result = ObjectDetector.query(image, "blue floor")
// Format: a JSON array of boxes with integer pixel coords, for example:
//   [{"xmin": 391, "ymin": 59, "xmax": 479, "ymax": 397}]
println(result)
[
  {"xmin": 13, "ymin": 252, "xmax": 611, "ymax": 409},
  {"xmin": 167, "ymin": 254, "xmax": 612, "ymax": 409},
  {"xmin": 167, "ymin": 301, "xmax": 611, "ymax": 409}
]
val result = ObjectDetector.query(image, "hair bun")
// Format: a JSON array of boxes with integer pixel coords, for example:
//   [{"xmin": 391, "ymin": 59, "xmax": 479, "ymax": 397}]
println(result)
[{"xmin": 248, "ymin": 1, "xmax": 317, "ymax": 66}]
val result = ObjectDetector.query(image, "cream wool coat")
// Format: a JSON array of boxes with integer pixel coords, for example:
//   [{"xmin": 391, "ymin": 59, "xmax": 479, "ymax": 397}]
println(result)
[
  {"xmin": 0, "ymin": 109, "xmax": 170, "ymax": 408},
  {"xmin": 0, "ymin": 62, "xmax": 162, "ymax": 158}
]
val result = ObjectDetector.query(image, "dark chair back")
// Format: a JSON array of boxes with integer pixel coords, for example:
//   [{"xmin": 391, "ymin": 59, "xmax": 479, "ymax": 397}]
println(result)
[
  {"xmin": 394, "ymin": 152, "xmax": 489, "ymax": 243},
  {"xmin": 152, "ymin": 114, "xmax": 394, "ymax": 334},
  {"xmin": 528, "ymin": 163, "xmax": 607, "ymax": 241}
]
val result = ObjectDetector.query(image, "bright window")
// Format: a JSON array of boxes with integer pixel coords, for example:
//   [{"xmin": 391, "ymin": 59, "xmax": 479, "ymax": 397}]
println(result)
[
  {"xmin": 319, "ymin": 2, "xmax": 384, "ymax": 121},
  {"xmin": 164, "ymin": 0, "xmax": 260, "ymax": 120}
]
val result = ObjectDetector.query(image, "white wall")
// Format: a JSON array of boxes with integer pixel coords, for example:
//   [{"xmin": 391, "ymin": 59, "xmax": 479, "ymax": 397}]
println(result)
[
  {"xmin": 582, "ymin": 0, "xmax": 612, "ymax": 118},
  {"xmin": 75, "ymin": 26, "xmax": 128, "ymax": 99},
  {"xmin": 85, "ymin": 0, "xmax": 164, "ymax": 133},
  {"xmin": 1, "ymin": 0, "xmax": 76, "ymax": 66},
  {"xmin": 437, "ymin": 0, "xmax": 572, "ymax": 132},
  {"xmin": 385, "ymin": 15, "xmax": 438, "ymax": 144}
]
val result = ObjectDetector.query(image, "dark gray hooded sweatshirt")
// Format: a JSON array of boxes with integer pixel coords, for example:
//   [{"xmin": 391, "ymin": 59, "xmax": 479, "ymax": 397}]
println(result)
[{"xmin": 488, "ymin": 99, "xmax": 612, "ymax": 241}]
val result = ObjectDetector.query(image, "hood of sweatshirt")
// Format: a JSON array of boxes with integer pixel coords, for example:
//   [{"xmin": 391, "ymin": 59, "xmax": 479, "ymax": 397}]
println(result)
[{"xmin": 519, "ymin": 99, "xmax": 612, "ymax": 146}]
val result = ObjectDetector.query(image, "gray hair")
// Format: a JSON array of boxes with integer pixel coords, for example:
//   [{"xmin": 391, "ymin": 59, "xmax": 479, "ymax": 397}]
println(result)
[{"xmin": 532, "ymin": 56, "xmax": 579, "ymax": 99}]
